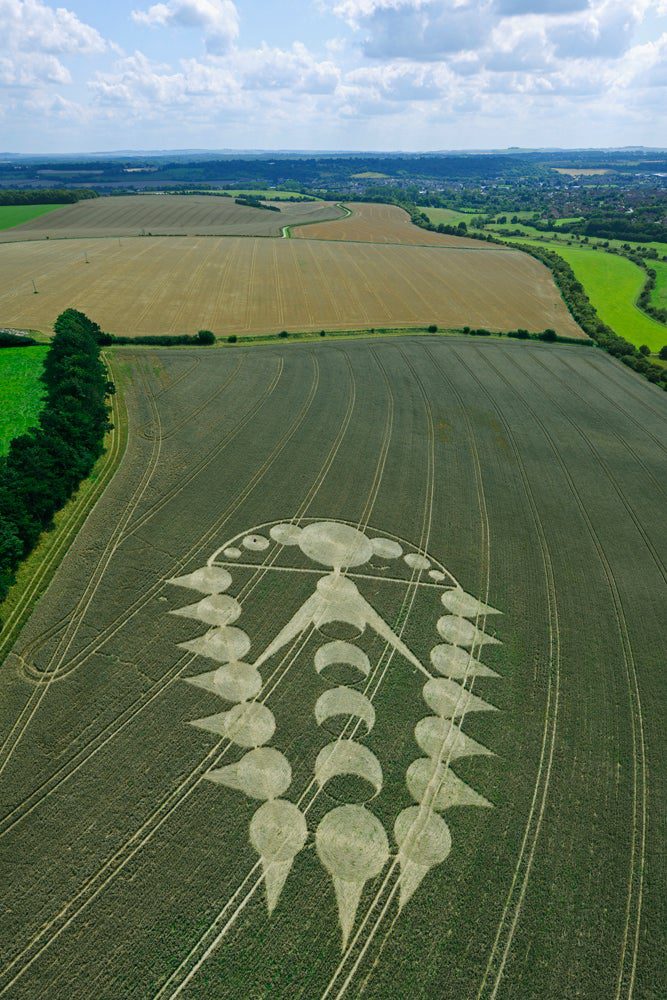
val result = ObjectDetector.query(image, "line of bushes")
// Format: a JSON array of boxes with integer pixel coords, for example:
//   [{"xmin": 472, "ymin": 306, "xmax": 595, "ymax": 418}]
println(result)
[
  {"xmin": 0, "ymin": 331, "xmax": 37, "ymax": 347},
  {"xmin": 234, "ymin": 197, "xmax": 280, "ymax": 212},
  {"xmin": 460, "ymin": 326, "xmax": 593, "ymax": 346},
  {"xmin": 0, "ymin": 189, "xmax": 98, "ymax": 206},
  {"xmin": 97, "ymin": 330, "xmax": 215, "ymax": 346},
  {"xmin": 0, "ymin": 309, "xmax": 113, "ymax": 606},
  {"xmin": 634, "ymin": 262, "xmax": 667, "ymax": 325}
]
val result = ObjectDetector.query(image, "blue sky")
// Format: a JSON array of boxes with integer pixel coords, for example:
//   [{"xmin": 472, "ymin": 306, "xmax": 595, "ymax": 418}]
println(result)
[{"xmin": 1, "ymin": 0, "xmax": 666, "ymax": 153}]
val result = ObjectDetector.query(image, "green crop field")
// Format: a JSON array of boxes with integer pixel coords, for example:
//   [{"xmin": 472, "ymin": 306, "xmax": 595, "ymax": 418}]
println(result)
[
  {"xmin": 0, "ymin": 337, "xmax": 664, "ymax": 999},
  {"xmin": 0, "ymin": 347, "xmax": 47, "ymax": 453},
  {"xmin": 650, "ymin": 259, "xmax": 667, "ymax": 314},
  {"xmin": 0, "ymin": 205, "xmax": 62, "ymax": 232}
]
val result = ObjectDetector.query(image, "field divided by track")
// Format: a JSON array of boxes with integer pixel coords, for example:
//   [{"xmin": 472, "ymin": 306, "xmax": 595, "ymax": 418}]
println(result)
[
  {"xmin": 0, "ymin": 338, "xmax": 664, "ymax": 1000},
  {"xmin": 0, "ymin": 346, "xmax": 47, "ymax": 453},
  {"xmin": 292, "ymin": 202, "xmax": 489, "ymax": 248},
  {"xmin": 0, "ymin": 195, "xmax": 344, "ymax": 242},
  {"xmin": 0, "ymin": 235, "xmax": 583, "ymax": 338}
]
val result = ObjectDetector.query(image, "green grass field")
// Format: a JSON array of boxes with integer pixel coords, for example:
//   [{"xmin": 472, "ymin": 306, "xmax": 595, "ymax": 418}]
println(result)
[
  {"xmin": 421, "ymin": 207, "xmax": 667, "ymax": 350},
  {"xmin": 515, "ymin": 244, "xmax": 667, "ymax": 352},
  {"xmin": 0, "ymin": 205, "xmax": 62, "ymax": 232},
  {"xmin": 220, "ymin": 189, "xmax": 314, "ymax": 201},
  {"xmin": 650, "ymin": 259, "xmax": 667, "ymax": 313},
  {"xmin": 0, "ymin": 347, "xmax": 47, "ymax": 453},
  {"xmin": 423, "ymin": 207, "xmax": 478, "ymax": 227}
]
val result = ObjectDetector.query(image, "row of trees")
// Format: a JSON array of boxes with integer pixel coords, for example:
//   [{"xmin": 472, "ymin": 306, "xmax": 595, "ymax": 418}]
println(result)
[
  {"xmin": 0, "ymin": 310, "xmax": 113, "ymax": 605},
  {"xmin": 0, "ymin": 189, "xmax": 98, "ymax": 206}
]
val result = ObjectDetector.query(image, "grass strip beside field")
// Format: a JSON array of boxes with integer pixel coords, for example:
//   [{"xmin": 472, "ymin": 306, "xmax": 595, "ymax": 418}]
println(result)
[
  {"xmin": 0, "ymin": 347, "xmax": 47, "ymax": 453},
  {"xmin": 0, "ymin": 205, "xmax": 63, "ymax": 231},
  {"xmin": 0, "ymin": 354, "xmax": 127, "ymax": 658},
  {"xmin": 282, "ymin": 202, "xmax": 351, "ymax": 237}
]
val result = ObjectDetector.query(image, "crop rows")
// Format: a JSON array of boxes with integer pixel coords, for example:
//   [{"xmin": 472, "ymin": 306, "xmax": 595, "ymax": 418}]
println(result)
[
  {"xmin": 0, "ymin": 338, "xmax": 664, "ymax": 999},
  {"xmin": 0, "ymin": 235, "xmax": 582, "ymax": 338}
]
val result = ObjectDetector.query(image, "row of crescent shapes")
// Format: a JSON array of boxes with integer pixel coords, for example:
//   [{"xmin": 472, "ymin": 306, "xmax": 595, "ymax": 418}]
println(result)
[
  {"xmin": 312, "ymin": 639, "xmax": 389, "ymax": 947},
  {"xmin": 396, "ymin": 586, "xmax": 502, "ymax": 910},
  {"xmin": 169, "ymin": 564, "xmax": 306, "ymax": 915}
]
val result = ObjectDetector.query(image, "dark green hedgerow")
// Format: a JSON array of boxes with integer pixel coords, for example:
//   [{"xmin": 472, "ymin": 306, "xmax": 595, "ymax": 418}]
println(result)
[
  {"xmin": 98, "ymin": 329, "xmax": 215, "ymax": 346},
  {"xmin": 0, "ymin": 332, "xmax": 37, "ymax": 347},
  {"xmin": 0, "ymin": 309, "xmax": 113, "ymax": 605},
  {"xmin": 0, "ymin": 189, "xmax": 98, "ymax": 206}
]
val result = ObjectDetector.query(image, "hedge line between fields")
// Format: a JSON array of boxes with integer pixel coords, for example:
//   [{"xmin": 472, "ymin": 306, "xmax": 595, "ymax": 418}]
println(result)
[
  {"xmin": 97, "ymin": 329, "xmax": 215, "ymax": 346},
  {"xmin": 0, "ymin": 331, "xmax": 37, "ymax": 347},
  {"xmin": 0, "ymin": 309, "xmax": 113, "ymax": 606},
  {"xmin": 408, "ymin": 205, "xmax": 667, "ymax": 390},
  {"xmin": 0, "ymin": 189, "xmax": 98, "ymax": 206}
]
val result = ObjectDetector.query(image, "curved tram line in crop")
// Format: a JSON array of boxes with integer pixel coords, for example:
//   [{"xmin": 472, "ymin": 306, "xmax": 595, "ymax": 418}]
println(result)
[
  {"xmin": 150, "ymin": 350, "xmax": 502, "ymax": 1000},
  {"xmin": 476, "ymin": 347, "xmax": 647, "ymax": 1000}
]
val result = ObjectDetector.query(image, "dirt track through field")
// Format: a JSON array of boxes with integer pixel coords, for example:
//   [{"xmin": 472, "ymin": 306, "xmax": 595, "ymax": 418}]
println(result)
[
  {"xmin": 0, "ymin": 234, "xmax": 584, "ymax": 338},
  {"xmin": 292, "ymin": 202, "xmax": 487, "ymax": 248},
  {"xmin": 0, "ymin": 339, "xmax": 663, "ymax": 1000},
  {"xmin": 0, "ymin": 195, "xmax": 344, "ymax": 242}
]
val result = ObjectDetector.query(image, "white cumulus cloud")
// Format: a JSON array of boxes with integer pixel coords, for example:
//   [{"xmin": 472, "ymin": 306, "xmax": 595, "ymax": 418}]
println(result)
[
  {"xmin": 0, "ymin": 0, "xmax": 106, "ymax": 54},
  {"xmin": 132, "ymin": 0, "xmax": 240, "ymax": 54}
]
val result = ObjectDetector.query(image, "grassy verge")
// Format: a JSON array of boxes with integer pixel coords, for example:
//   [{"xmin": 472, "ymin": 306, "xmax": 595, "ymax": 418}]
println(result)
[
  {"xmin": 0, "ymin": 347, "xmax": 47, "ymax": 453},
  {"xmin": 0, "ymin": 205, "xmax": 63, "ymax": 231},
  {"xmin": 0, "ymin": 354, "xmax": 127, "ymax": 659},
  {"xmin": 216, "ymin": 325, "xmax": 592, "ymax": 349}
]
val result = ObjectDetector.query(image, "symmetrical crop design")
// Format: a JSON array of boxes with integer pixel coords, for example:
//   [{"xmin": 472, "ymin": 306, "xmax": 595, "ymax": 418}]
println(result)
[{"xmin": 168, "ymin": 520, "xmax": 501, "ymax": 949}]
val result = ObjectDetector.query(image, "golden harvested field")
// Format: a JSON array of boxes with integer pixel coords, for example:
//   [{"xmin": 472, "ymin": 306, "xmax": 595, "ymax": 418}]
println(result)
[
  {"xmin": 293, "ymin": 202, "xmax": 487, "ymax": 248},
  {"xmin": 0, "ymin": 195, "xmax": 343, "ymax": 242},
  {"xmin": 0, "ymin": 235, "xmax": 584, "ymax": 338}
]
